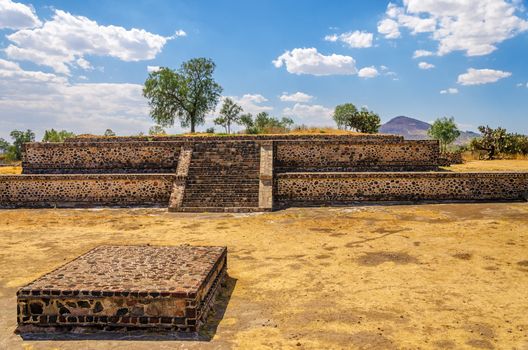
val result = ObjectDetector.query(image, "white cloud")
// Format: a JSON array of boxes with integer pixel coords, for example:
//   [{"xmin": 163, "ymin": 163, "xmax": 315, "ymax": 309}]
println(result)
[
  {"xmin": 457, "ymin": 68, "xmax": 512, "ymax": 85},
  {"xmin": 440, "ymin": 88, "xmax": 459, "ymax": 94},
  {"xmin": 273, "ymin": 47, "xmax": 357, "ymax": 76},
  {"xmin": 378, "ymin": 0, "xmax": 528, "ymax": 56},
  {"xmin": 418, "ymin": 61, "xmax": 435, "ymax": 70},
  {"xmin": 0, "ymin": 0, "xmax": 41, "ymax": 29},
  {"xmin": 282, "ymin": 103, "xmax": 333, "ymax": 122},
  {"xmin": 5, "ymin": 9, "xmax": 181, "ymax": 74},
  {"xmin": 147, "ymin": 65, "xmax": 161, "ymax": 73},
  {"xmin": 0, "ymin": 59, "xmax": 152, "ymax": 139},
  {"xmin": 357, "ymin": 66, "xmax": 379, "ymax": 78},
  {"xmin": 325, "ymin": 30, "xmax": 373, "ymax": 48},
  {"xmin": 377, "ymin": 18, "xmax": 400, "ymax": 39},
  {"xmin": 227, "ymin": 94, "xmax": 273, "ymax": 115},
  {"xmin": 171, "ymin": 29, "xmax": 187, "ymax": 38},
  {"xmin": 413, "ymin": 50, "xmax": 433, "ymax": 58},
  {"xmin": 279, "ymin": 92, "xmax": 313, "ymax": 103}
]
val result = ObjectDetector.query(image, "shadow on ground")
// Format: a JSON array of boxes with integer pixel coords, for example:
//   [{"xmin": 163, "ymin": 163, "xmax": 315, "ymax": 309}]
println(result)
[{"xmin": 18, "ymin": 275, "xmax": 237, "ymax": 342}]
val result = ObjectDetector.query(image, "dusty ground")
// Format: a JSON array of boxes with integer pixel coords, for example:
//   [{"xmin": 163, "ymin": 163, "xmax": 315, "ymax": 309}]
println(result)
[
  {"xmin": 442, "ymin": 159, "xmax": 528, "ymax": 172},
  {"xmin": 1, "ymin": 203, "xmax": 528, "ymax": 349},
  {"xmin": 0, "ymin": 166, "xmax": 21, "ymax": 175}
]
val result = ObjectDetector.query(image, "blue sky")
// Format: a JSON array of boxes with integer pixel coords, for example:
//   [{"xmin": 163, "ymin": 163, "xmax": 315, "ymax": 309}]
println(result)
[{"xmin": 0, "ymin": 0, "xmax": 527, "ymax": 140}]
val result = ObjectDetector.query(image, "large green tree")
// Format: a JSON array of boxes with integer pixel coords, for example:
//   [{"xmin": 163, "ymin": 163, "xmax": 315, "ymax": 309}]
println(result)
[
  {"xmin": 42, "ymin": 129, "xmax": 75, "ymax": 142},
  {"xmin": 214, "ymin": 97, "xmax": 243, "ymax": 133},
  {"xmin": 333, "ymin": 103, "xmax": 380, "ymax": 133},
  {"xmin": 333, "ymin": 103, "xmax": 358, "ymax": 130},
  {"xmin": 143, "ymin": 58, "xmax": 223, "ymax": 133},
  {"xmin": 239, "ymin": 112, "xmax": 293, "ymax": 134},
  {"xmin": 8, "ymin": 129, "xmax": 35, "ymax": 160},
  {"xmin": 427, "ymin": 117, "xmax": 461, "ymax": 152},
  {"xmin": 0, "ymin": 138, "xmax": 9, "ymax": 154}
]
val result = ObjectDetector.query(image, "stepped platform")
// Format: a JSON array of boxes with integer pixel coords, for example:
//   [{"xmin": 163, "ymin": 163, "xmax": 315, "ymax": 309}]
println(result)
[
  {"xmin": 16, "ymin": 245, "xmax": 227, "ymax": 334},
  {"xmin": 275, "ymin": 172, "xmax": 528, "ymax": 207}
]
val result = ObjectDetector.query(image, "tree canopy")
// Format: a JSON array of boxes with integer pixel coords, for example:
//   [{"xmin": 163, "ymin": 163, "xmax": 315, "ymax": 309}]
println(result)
[
  {"xmin": 427, "ymin": 117, "xmax": 460, "ymax": 152},
  {"xmin": 214, "ymin": 98, "xmax": 243, "ymax": 133},
  {"xmin": 42, "ymin": 129, "xmax": 75, "ymax": 142},
  {"xmin": 239, "ymin": 112, "xmax": 293, "ymax": 134},
  {"xmin": 469, "ymin": 125, "xmax": 528, "ymax": 159},
  {"xmin": 8, "ymin": 129, "xmax": 35, "ymax": 160},
  {"xmin": 143, "ymin": 58, "xmax": 223, "ymax": 133},
  {"xmin": 104, "ymin": 129, "xmax": 116, "ymax": 137},
  {"xmin": 333, "ymin": 103, "xmax": 381, "ymax": 133},
  {"xmin": 148, "ymin": 125, "xmax": 167, "ymax": 135}
]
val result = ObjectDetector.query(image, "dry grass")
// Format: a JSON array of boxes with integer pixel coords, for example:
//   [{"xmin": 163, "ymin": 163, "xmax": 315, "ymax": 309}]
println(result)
[
  {"xmin": 443, "ymin": 159, "xmax": 528, "ymax": 172},
  {"xmin": 0, "ymin": 166, "xmax": 21, "ymax": 174},
  {"xmin": 1, "ymin": 204, "xmax": 528, "ymax": 349}
]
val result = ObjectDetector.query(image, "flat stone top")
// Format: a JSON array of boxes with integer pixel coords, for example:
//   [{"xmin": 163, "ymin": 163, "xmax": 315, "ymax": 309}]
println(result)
[{"xmin": 19, "ymin": 245, "xmax": 226, "ymax": 297}]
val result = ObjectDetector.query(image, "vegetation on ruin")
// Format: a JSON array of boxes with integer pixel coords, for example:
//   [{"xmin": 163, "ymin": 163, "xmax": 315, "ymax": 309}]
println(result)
[
  {"xmin": 333, "ymin": 103, "xmax": 381, "ymax": 133},
  {"xmin": 240, "ymin": 112, "xmax": 294, "ymax": 134},
  {"xmin": 42, "ymin": 129, "xmax": 75, "ymax": 142},
  {"xmin": 148, "ymin": 125, "xmax": 167, "ymax": 135},
  {"xmin": 214, "ymin": 98, "xmax": 243, "ymax": 134},
  {"xmin": 427, "ymin": 117, "xmax": 461, "ymax": 152},
  {"xmin": 143, "ymin": 58, "xmax": 223, "ymax": 133},
  {"xmin": 0, "ymin": 129, "xmax": 35, "ymax": 161},
  {"xmin": 469, "ymin": 125, "xmax": 528, "ymax": 159}
]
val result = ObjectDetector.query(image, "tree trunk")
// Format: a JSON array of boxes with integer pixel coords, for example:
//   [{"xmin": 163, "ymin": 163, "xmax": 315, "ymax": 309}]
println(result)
[{"xmin": 190, "ymin": 120, "xmax": 195, "ymax": 133}]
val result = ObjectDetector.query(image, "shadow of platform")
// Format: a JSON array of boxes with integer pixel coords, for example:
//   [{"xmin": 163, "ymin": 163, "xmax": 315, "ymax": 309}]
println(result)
[{"xmin": 18, "ymin": 275, "xmax": 237, "ymax": 342}]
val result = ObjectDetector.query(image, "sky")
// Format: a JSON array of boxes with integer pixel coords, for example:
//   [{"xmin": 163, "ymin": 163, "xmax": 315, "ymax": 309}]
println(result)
[{"xmin": 0, "ymin": 0, "xmax": 528, "ymax": 140}]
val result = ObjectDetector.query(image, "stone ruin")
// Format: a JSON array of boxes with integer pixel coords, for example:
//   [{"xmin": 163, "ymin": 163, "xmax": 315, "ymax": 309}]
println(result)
[
  {"xmin": 0, "ymin": 133, "xmax": 527, "ymax": 211},
  {"xmin": 17, "ymin": 245, "xmax": 227, "ymax": 335}
]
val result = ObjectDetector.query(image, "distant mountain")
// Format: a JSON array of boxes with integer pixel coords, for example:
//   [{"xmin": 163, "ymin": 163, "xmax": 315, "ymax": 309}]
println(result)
[{"xmin": 380, "ymin": 116, "xmax": 479, "ymax": 145}]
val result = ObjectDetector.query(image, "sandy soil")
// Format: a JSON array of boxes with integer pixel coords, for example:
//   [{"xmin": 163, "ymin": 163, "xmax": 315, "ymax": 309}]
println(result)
[
  {"xmin": 442, "ymin": 159, "xmax": 528, "ymax": 172},
  {"xmin": 1, "ymin": 203, "xmax": 527, "ymax": 349},
  {"xmin": 0, "ymin": 166, "xmax": 21, "ymax": 175}
]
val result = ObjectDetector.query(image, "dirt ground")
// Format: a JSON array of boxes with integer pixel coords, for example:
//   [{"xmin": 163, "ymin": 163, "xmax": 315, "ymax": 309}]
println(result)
[
  {"xmin": 442, "ymin": 159, "xmax": 528, "ymax": 172},
  {"xmin": 1, "ymin": 203, "xmax": 527, "ymax": 349}
]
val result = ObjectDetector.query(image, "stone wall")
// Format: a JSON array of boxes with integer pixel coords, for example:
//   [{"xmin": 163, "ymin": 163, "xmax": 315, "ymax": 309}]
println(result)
[
  {"xmin": 0, "ymin": 174, "xmax": 174, "ymax": 208},
  {"xmin": 274, "ymin": 140, "xmax": 439, "ymax": 172},
  {"xmin": 275, "ymin": 172, "xmax": 528, "ymax": 206},
  {"xmin": 22, "ymin": 142, "xmax": 182, "ymax": 174},
  {"xmin": 65, "ymin": 134, "xmax": 403, "ymax": 143}
]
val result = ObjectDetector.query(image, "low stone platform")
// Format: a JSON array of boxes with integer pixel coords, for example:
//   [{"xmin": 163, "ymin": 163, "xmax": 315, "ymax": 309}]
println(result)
[{"xmin": 16, "ymin": 245, "xmax": 227, "ymax": 334}]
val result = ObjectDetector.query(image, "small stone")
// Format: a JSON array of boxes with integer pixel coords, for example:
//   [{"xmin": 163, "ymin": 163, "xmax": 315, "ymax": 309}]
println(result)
[
  {"xmin": 29, "ymin": 302, "xmax": 43, "ymax": 315},
  {"xmin": 93, "ymin": 301, "xmax": 103, "ymax": 313}
]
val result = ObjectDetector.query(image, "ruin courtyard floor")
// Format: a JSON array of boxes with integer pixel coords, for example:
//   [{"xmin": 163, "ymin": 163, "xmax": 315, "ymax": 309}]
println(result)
[{"xmin": 0, "ymin": 202, "xmax": 527, "ymax": 349}]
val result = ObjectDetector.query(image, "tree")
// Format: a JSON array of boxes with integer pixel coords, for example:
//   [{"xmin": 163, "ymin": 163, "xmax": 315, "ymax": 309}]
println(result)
[
  {"xmin": 356, "ymin": 107, "xmax": 381, "ymax": 134},
  {"xmin": 214, "ymin": 98, "xmax": 243, "ymax": 133},
  {"xmin": 0, "ymin": 138, "xmax": 9, "ymax": 154},
  {"xmin": 333, "ymin": 103, "xmax": 358, "ymax": 130},
  {"xmin": 42, "ymin": 129, "xmax": 75, "ymax": 142},
  {"xmin": 427, "ymin": 117, "xmax": 461, "ymax": 152},
  {"xmin": 332, "ymin": 104, "xmax": 380, "ymax": 133},
  {"xmin": 7, "ymin": 129, "xmax": 35, "ymax": 160},
  {"xmin": 471, "ymin": 125, "xmax": 507, "ymax": 159},
  {"xmin": 148, "ymin": 125, "xmax": 167, "ymax": 135},
  {"xmin": 104, "ymin": 129, "xmax": 116, "ymax": 137},
  {"xmin": 239, "ymin": 112, "xmax": 294, "ymax": 134},
  {"xmin": 143, "ymin": 58, "xmax": 223, "ymax": 133}
]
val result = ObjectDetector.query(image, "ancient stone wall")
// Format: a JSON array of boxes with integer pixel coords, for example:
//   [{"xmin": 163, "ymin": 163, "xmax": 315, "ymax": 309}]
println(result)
[
  {"xmin": 275, "ymin": 172, "xmax": 528, "ymax": 206},
  {"xmin": 274, "ymin": 140, "xmax": 439, "ymax": 172},
  {"xmin": 22, "ymin": 142, "xmax": 182, "ymax": 174},
  {"xmin": 65, "ymin": 134, "xmax": 403, "ymax": 143},
  {"xmin": 0, "ymin": 174, "xmax": 174, "ymax": 208}
]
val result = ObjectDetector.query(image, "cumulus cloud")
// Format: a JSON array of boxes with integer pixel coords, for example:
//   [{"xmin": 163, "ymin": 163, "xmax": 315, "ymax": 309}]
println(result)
[
  {"xmin": 440, "ymin": 88, "xmax": 459, "ymax": 94},
  {"xmin": 378, "ymin": 0, "xmax": 528, "ymax": 56},
  {"xmin": 282, "ymin": 103, "xmax": 333, "ymax": 123},
  {"xmin": 0, "ymin": 0, "xmax": 41, "ymax": 29},
  {"xmin": 227, "ymin": 94, "xmax": 273, "ymax": 115},
  {"xmin": 5, "ymin": 9, "xmax": 182, "ymax": 74},
  {"xmin": 357, "ymin": 66, "xmax": 379, "ymax": 78},
  {"xmin": 273, "ymin": 47, "xmax": 357, "ymax": 76},
  {"xmin": 457, "ymin": 68, "xmax": 512, "ymax": 85},
  {"xmin": 279, "ymin": 92, "xmax": 313, "ymax": 103},
  {"xmin": 0, "ymin": 58, "xmax": 152, "ymax": 139},
  {"xmin": 147, "ymin": 65, "xmax": 161, "ymax": 73},
  {"xmin": 324, "ymin": 30, "xmax": 373, "ymax": 48},
  {"xmin": 418, "ymin": 61, "xmax": 435, "ymax": 70},
  {"xmin": 413, "ymin": 50, "xmax": 433, "ymax": 58},
  {"xmin": 377, "ymin": 18, "xmax": 400, "ymax": 39}
]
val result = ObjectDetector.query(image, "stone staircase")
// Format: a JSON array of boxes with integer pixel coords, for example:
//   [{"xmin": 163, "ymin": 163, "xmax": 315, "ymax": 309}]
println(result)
[{"xmin": 173, "ymin": 141, "xmax": 261, "ymax": 212}]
